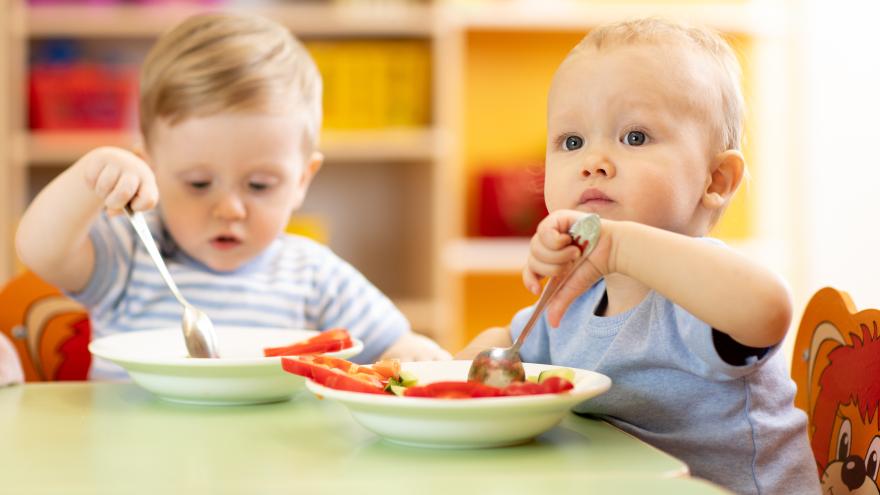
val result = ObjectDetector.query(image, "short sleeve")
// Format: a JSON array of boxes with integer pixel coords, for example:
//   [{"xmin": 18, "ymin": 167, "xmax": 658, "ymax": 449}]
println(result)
[
  {"xmin": 674, "ymin": 303, "xmax": 779, "ymax": 380},
  {"xmin": 64, "ymin": 212, "xmax": 135, "ymax": 318},
  {"xmin": 311, "ymin": 249, "xmax": 408, "ymax": 364}
]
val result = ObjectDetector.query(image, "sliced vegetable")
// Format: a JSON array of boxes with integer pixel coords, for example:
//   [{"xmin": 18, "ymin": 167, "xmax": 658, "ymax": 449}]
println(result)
[
  {"xmin": 282, "ymin": 355, "xmax": 575, "ymax": 398},
  {"xmin": 537, "ymin": 368, "xmax": 576, "ymax": 384},
  {"xmin": 404, "ymin": 381, "xmax": 505, "ymax": 399},
  {"xmin": 264, "ymin": 328, "xmax": 353, "ymax": 357},
  {"xmin": 404, "ymin": 377, "xmax": 574, "ymax": 399},
  {"xmin": 372, "ymin": 359, "xmax": 401, "ymax": 380},
  {"xmin": 281, "ymin": 355, "xmax": 386, "ymax": 394}
]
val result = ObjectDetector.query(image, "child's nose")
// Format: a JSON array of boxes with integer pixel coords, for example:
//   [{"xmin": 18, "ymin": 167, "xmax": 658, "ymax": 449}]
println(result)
[
  {"xmin": 212, "ymin": 193, "xmax": 247, "ymax": 221},
  {"xmin": 581, "ymin": 153, "xmax": 616, "ymax": 178}
]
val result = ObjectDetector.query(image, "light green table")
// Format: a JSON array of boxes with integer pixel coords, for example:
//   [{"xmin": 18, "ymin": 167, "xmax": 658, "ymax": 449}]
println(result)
[{"xmin": 0, "ymin": 383, "xmax": 729, "ymax": 494}]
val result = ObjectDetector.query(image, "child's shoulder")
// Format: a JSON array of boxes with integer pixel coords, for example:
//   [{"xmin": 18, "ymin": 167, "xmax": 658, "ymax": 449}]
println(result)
[{"xmin": 277, "ymin": 233, "xmax": 343, "ymax": 264}]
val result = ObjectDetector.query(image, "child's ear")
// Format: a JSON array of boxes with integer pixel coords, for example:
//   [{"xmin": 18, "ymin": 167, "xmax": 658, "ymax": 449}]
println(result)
[
  {"xmin": 289, "ymin": 152, "xmax": 324, "ymax": 211},
  {"xmin": 702, "ymin": 150, "xmax": 745, "ymax": 210},
  {"xmin": 299, "ymin": 151, "xmax": 324, "ymax": 189}
]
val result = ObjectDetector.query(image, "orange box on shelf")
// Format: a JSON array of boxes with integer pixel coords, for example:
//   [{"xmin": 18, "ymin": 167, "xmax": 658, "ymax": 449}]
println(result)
[{"xmin": 28, "ymin": 63, "xmax": 138, "ymax": 130}]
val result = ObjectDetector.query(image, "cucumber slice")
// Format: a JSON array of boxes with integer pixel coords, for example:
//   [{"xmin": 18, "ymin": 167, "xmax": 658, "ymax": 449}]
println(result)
[
  {"xmin": 537, "ymin": 368, "xmax": 575, "ymax": 384},
  {"xmin": 388, "ymin": 384, "xmax": 408, "ymax": 396},
  {"xmin": 399, "ymin": 370, "xmax": 418, "ymax": 387}
]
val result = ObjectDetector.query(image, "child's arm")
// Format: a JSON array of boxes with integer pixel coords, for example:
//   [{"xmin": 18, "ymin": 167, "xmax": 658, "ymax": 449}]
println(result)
[
  {"xmin": 380, "ymin": 332, "xmax": 453, "ymax": 362},
  {"xmin": 527, "ymin": 210, "xmax": 792, "ymax": 348},
  {"xmin": 15, "ymin": 147, "xmax": 158, "ymax": 293},
  {"xmin": 453, "ymin": 327, "xmax": 512, "ymax": 360}
]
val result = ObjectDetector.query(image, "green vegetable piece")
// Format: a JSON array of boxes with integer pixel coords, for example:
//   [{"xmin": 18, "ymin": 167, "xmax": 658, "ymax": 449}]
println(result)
[
  {"xmin": 526, "ymin": 375, "xmax": 539, "ymax": 383},
  {"xmin": 398, "ymin": 370, "xmax": 418, "ymax": 387},
  {"xmin": 388, "ymin": 384, "xmax": 408, "ymax": 396},
  {"xmin": 538, "ymin": 368, "xmax": 575, "ymax": 384}
]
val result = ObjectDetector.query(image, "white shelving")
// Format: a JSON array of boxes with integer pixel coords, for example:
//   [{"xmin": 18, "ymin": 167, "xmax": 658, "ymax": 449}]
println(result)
[
  {"xmin": 24, "ymin": 4, "xmax": 436, "ymax": 38},
  {"xmin": 22, "ymin": 128, "xmax": 436, "ymax": 165}
]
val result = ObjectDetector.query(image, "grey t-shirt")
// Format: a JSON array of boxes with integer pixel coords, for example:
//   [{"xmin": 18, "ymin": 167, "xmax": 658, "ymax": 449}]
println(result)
[{"xmin": 511, "ymin": 279, "xmax": 820, "ymax": 494}]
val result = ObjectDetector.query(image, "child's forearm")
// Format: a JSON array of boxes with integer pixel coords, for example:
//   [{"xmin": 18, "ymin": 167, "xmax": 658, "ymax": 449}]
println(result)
[
  {"xmin": 15, "ymin": 158, "xmax": 104, "ymax": 292},
  {"xmin": 613, "ymin": 221, "xmax": 792, "ymax": 348}
]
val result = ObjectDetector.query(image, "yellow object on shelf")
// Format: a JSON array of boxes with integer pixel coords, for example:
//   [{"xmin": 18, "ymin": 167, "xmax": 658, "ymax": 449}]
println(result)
[
  {"xmin": 286, "ymin": 215, "xmax": 329, "ymax": 244},
  {"xmin": 307, "ymin": 40, "xmax": 431, "ymax": 130}
]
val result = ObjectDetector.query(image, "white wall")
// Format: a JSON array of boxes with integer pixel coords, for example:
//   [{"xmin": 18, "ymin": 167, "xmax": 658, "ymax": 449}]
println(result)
[{"xmin": 799, "ymin": 0, "xmax": 880, "ymax": 311}]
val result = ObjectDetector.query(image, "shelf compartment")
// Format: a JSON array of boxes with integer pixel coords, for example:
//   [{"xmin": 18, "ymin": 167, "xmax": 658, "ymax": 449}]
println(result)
[{"xmin": 22, "ymin": 128, "xmax": 436, "ymax": 165}]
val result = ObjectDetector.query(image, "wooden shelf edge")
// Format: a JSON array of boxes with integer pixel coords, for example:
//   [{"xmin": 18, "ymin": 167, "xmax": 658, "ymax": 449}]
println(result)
[
  {"xmin": 443, "ymin": 237, "xmax": 530, "ymax": 274},
  {"xmin": 26, "ymin": 4, "xmax": 436, "ymax": 38},
  {"xmin": 445, "ymin": 2, "xmax": 785, "ymax": 36},
  {"xmin": 22, "ymin": 127, "xmax": 436, "ymax": 165}
]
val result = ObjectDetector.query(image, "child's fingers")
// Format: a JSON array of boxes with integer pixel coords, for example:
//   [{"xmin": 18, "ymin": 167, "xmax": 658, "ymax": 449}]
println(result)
[
  {"xmin": 105, "ymin": 173, "xmax": 141, "ymax": 211},
  {"xmin": 526, "ymin": 255, "xmax": 572, "ymax": 282},
  {"xmin": 529, "ymin": 235, "xmax": 580, "ymax": 266},
  {"xmin": 93, "ymin": 165, "xmax": 122, "ymax": 199},
  {"xmin": 129, "ymin": 175, "xmax": 159, "ymax": 211},
  {"xmin": 522, "ymin": 267, "xmax": 542, "ymax": 295}
]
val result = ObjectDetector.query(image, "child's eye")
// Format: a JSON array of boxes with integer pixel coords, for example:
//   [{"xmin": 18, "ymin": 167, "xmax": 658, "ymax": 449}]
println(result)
[
  {"xmin": 248, "ymin": 181, "xmax": 272, "ymax": 192},
  {"xmin": 623, "ymin": 130, "xmax": 648, "ymax": 146},
  {"xmin": 188, "ymin": 181, "xmax": 211, "ymax": 190},
  {"xmin": 562, "ymin": 135, "xmax": 584, "ymax": 151}
]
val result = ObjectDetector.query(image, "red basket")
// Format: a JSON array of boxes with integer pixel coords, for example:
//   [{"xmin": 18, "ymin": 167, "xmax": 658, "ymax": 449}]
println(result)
[
  {"xmin": 476, "ymin": 167, "xmax": 548, "ymax": 237},
  {"xmin": 29, "ymin": 63, "xmax": 137, "ymax": 130}
]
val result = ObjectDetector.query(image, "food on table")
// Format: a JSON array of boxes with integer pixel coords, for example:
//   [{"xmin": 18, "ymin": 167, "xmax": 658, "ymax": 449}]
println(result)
[
  {"xmin": 403, "ymin": 376, "xmax": 573, "ymax": 398},
  {"xmin": 263, "ymin": 328, "xmax": 353, "ymax": 356},
  {"xmin": 281, "ymin": 355, "xmax": 575, "ymax": 398}
]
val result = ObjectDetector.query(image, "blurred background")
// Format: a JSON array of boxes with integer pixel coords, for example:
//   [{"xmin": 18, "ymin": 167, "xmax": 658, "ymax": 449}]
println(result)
[{"xmin": 0, "ymin": 0, "xmax": 877, "ymax": 362}]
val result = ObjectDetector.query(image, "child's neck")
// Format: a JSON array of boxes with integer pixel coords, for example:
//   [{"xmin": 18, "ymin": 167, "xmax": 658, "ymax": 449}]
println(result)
[{"xmin": 597, "ymin": 273, "xmax": 651, "ymax": 317}]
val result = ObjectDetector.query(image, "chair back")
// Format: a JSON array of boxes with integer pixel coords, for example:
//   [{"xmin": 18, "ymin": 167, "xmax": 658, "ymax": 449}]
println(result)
[
  {"xmin": 0, "ymin": 271, "xmax": 91, "ymax": 381},
  {"xmin": 792, "ymin": 287, "xmax": 880, "ymax": 493}
]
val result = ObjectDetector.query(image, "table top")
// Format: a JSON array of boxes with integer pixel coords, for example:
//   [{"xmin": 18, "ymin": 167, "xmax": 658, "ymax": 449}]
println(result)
[{"xmin": 0, "ymin": 382, "xmax": 730, "ymax": 494}]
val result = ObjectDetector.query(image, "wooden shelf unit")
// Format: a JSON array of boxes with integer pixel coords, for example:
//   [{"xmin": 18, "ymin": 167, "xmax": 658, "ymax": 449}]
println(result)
[{"xmin": 1, "ymin": 0, "xmax": 793, "ymax": 352}]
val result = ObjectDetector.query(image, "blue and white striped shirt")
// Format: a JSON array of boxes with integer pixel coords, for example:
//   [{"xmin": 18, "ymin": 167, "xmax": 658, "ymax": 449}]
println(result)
[{"xmin": 70, "ymin": 211, "xmax": 408, "ymax": 380}]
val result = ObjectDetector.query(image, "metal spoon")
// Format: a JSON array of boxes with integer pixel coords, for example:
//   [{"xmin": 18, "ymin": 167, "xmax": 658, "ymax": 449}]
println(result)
[
  {"xmin": 467, "ymin": 213, "xmax": 601, "ymax": 388},
  {"xmin": 124, "ymin": 206, "xmax": 220, "ymax": 358}
]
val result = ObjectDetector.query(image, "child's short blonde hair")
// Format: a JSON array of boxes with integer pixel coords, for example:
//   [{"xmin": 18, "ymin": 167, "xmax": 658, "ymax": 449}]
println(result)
[
  {"xmin": 572, "ymin": 18, "xmax": 744, "ymax": 152},
  {"xmin": 139, "ymin": 12, "xmax": 322, "ymax": 150}
]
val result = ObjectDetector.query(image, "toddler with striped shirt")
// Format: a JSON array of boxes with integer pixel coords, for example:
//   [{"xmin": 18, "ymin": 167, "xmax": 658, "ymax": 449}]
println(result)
[{"xmin": 14, "ymin": 12, "xmax": 450, "ymax": 380}]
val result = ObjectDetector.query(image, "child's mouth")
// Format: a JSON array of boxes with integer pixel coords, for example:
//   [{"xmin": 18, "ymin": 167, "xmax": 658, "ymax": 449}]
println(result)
[{"xmin": 211, "ymin": 235, "xmax": 242, "ymax": 250}]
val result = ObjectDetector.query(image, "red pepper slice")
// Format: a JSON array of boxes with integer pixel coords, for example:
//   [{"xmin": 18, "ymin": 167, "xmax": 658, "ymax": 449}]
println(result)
[
  {"xmin": 403, "ymin": 381, "xmax": 505, "ymax": 399},
  {"xmin": 281, "ymin": 355, "xmax": 386, "ymax": 394},
  {"xmin": 264, "ymin": 329, "xmax": 353, "ymax": 357}
]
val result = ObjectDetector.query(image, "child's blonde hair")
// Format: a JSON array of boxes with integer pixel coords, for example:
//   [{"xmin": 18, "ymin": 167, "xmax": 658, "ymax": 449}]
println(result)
[
  {"xmin": 572, "ymin": 18, "xmax": 744, "ymax": 152},
  {"xmin": 139, "ymin": 12, "xmax": 322, "ymax": 151}
]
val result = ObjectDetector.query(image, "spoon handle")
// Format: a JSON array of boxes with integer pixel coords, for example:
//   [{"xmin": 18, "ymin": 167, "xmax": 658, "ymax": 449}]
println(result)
[
  {"xmin": 510, "ymin": 254, "xmax": 592, "ymax": 352},
  {"xmin": 511, "ymin": 214, "xmax": 601, "ymax": 353},
  {"xmin": 124, "ymin": 206, "xmax": 189, "ymax": 308}
]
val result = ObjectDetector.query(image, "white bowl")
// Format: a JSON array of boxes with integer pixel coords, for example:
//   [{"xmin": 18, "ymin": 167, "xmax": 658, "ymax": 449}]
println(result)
[
  {"xmin": 89, "ymin": 327, "xmax": 363, "ymax": 405},
  {"xmin": 304, "ymin": 360, "xmax": 611, "ymax": 448}
]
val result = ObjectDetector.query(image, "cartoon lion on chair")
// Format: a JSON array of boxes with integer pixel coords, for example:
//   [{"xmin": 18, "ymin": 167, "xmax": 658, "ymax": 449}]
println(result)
[{"xmin": 793, "ymin": 287, "xmax": 880, "ymax": 495}]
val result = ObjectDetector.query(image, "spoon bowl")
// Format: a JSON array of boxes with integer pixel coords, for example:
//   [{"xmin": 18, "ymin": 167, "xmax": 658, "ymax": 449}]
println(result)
[
  {"xmin": 125, "ymin": 206, "xmax": 220, "ymax": 358},
  {"xmin": 467, "ymin": 214, "xmax": 601, "ymax": 388}
]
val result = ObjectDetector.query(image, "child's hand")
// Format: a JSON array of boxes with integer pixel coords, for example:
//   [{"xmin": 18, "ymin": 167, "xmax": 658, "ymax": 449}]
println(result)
[
  {"xmin": 80, "ymin": 147, "xmax": 158, "ymax": 216},
  {"xmin": 380, "ymin": 332, "xmax": 452, "ymax": 362},
  {"xmin": 523, "ymin": 210, "xmax": 615, "ymax": 327},
  {"xmin": 0, "ymin": 333, "xmax": 24, "ymax": 387}
]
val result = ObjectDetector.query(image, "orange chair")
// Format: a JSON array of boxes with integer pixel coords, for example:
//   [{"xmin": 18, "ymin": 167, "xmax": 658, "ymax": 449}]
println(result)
[
  {"xmin": 792, "ymin": 287, "xmax": 880, "ymax": 494},
  {"xmin": 0, "ymin": 271, "xmax": 91, "ymax": 381}
]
